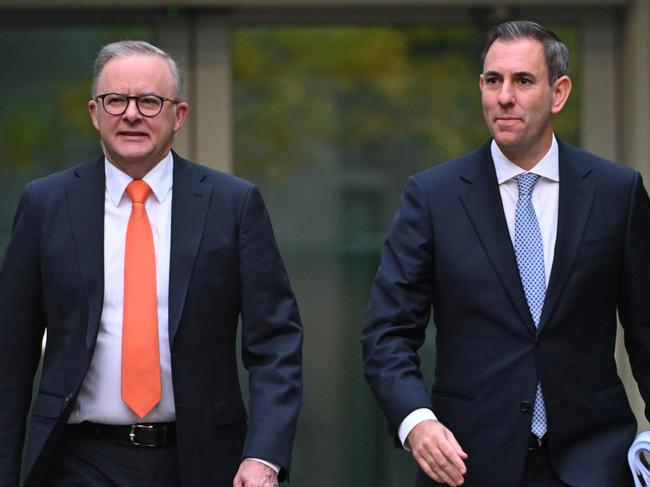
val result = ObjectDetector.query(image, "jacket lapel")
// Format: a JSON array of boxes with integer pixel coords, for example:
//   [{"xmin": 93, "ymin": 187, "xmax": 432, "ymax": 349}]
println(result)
[
  {"xmin": 67, "ymin": 156, "xmax": 105, "ymax": 349},
  {"xmin": 538, "ymin": 141, "xmax": 596, "ymax": 332},
  {"xmin": 168, "ymin": 153, "xmax": 212, "ymax": 344},
  {"xmin": 458, "ymin": 144, "xmax": 536, "ymax": 335}
]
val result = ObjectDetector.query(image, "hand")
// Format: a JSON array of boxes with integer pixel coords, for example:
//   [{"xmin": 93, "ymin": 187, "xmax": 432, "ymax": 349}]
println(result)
[
  {"xmin": 407, "ymin": 419, "xmax": 468, "ymax": 486},
  {"xmin": 233, "ymin": 459, "xmax": 279, "ymax": 487}
]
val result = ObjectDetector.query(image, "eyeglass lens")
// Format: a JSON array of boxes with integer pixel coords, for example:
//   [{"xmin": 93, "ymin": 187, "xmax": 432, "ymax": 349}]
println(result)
[{"xmin": 102, "ymin": 94, "xmax": 164, "ymax": 116}]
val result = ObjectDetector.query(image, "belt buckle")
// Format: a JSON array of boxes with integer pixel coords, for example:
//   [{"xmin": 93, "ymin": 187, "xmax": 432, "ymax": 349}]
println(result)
[{"xmin": 129, "ymin": 424, "xmax": 158, "ymax": 447}]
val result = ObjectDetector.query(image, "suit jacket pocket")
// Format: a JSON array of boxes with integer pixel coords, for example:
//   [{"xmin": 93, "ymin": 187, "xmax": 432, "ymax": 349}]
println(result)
[
  {"xmin": 592, "ymin": 381, "xmax": 625, "ymax": 399},
  {"xmin": 591, "ymin": 382, "xmax": 634, "ymax": 423},
  {"xmin": 430, "ymin": 389, "xmax": 475, "ymax": 402},
  {"xmin": 576, "ymin": 236, "xmax": 620, "ymax": 260},
  {"xmin": 213, "ymin": 396, "xmax": 248, "ymax": 427},
  {"xmin": 430, "ymin": 389, "xmax": 478, "ymax": 433},
  {"xmin": 31, "ymin": 392, "xmax": 64, "ymax": 418}
]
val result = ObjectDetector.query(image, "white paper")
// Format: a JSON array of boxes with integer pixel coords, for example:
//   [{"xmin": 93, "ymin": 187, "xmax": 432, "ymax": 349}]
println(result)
[{"xmin": 628, "ymin": 431, "xmax": 650, "ymax": 487}]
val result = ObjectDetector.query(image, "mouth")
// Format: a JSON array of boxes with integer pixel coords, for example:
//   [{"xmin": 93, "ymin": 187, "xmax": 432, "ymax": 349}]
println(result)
[
  {"xmin": 494, "ymin": 116, "xmax": 522, "ymax": 124},
  {"xmin": 118, "ymin": 131, "xmax": 148, "ymax": 138}
]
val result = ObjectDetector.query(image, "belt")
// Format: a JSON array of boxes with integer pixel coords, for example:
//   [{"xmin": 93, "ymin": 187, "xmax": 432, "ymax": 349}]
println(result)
[
  {"xmin": 528, "ymin": 433, "xmax": 546, "ymax": 451},
  {"xmin": 71, "ymin": 421, "xmax": 177, "ymax": 448}
]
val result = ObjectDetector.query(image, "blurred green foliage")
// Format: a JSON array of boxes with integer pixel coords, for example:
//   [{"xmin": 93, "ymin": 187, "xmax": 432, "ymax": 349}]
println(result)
[
  {"xmin": 234, "ymin": 24, "xmax": 579, "ymax": 188},
  {"xmin": 0, "ymin": 27, "xmax": 153, "ymax": 175}
]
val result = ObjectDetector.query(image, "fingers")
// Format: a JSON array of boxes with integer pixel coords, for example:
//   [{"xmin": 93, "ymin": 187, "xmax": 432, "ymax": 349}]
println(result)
[
  {"xmin": 233, "ymin": 460, "xmax": 279, "ymax": 487},
  {"xmin": 414, "ymin": 447, "xmax": 464, "ymax": 486},
  {"xmin": 444, "ymin": 427, "xmax": 468, "ymax": 460},
  {"xmin": 409, "ymin": 420, "xmax": 467, "ymax": 486}
]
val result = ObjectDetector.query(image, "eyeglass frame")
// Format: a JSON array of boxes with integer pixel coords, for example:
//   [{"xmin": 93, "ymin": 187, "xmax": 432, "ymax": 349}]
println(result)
[{"xmin": 94, "ymin": 92, "xmax": 180, "ymax": 118}]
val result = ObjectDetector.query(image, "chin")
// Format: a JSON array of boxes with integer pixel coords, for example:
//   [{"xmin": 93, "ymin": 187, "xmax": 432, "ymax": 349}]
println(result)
[
  {"xmin": 115, "ymin": 147, "xmax": 152, "ymax": 162},
  {"xmin": 493, "ymin": 133, "xmax": 521, "ymax": 148}
]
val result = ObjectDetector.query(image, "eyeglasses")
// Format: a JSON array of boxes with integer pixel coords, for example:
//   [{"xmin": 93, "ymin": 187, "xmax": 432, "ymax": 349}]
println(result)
[{"xmin": 95, "ymin": 93, "xmax": 179, "ymax": 117}]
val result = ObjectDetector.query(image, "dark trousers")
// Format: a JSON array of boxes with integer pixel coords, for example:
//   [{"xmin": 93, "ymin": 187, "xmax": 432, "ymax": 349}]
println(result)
[
  {"xmin": 43, "ymin": 425, "xmax": 182, "ymax": 487},
  {"xmin": 523, "ymin": 443, "xmax": 570, "ymax": 487}
]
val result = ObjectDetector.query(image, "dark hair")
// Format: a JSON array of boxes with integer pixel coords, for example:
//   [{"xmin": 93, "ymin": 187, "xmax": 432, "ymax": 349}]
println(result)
[{"xmin": 480, "ymin": 20, "xmax": 569, "ymax": 85}]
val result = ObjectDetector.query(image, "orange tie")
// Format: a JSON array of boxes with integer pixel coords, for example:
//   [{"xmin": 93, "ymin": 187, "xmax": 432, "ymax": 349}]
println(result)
[{"xmin": 122, "ymin": 179, "xmax": 161, "ymax": 418}]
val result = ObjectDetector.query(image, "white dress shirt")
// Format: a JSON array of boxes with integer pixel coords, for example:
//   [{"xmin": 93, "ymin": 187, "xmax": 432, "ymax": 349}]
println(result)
[
  {"xmin": 398, "ymin": 136, "xmax": 560, "ymax": 449},
  {"xmin": 68, "ymin": 152, "xmax": 279, "ymax": 473},
  {"xmin": 69, "ymin": 152, "xmax": 175, "ymax": 424}
]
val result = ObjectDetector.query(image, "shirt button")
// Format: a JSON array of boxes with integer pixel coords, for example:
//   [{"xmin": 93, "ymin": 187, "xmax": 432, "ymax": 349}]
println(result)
[{"xmin": 520, "ymin": 401, "xmax": 531, "ymax": 413}]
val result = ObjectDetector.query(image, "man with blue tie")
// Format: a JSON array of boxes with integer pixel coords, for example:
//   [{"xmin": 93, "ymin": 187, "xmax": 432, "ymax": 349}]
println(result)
[
  {"xmin": 0, "ymin": 41, "xmax": 302, "ymax": 487},
  {"xmin": 362, "ymin": 20, "xmax": 650, "ymax": 487}
]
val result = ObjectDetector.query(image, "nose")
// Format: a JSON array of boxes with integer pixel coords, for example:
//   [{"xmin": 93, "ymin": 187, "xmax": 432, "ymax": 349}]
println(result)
[
  {"xmin": 497, "ymin": 81, "xmax": 515, "ymax": 107},
  {"xmin": 122, "ymin": 98, "xmax": 142, "ymax": 121}
]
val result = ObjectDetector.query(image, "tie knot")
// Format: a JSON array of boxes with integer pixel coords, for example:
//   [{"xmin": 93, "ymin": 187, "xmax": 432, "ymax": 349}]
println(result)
[
  {"xmin": 514, "ymin": 173, "xmax": 540, "ymax": 197},
  {"xmin": 126, "ymin": 180, "xmax": 152, "ymax": 205}
]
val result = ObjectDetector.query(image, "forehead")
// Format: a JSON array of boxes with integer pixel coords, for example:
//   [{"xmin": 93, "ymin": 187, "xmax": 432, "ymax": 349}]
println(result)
[
  {"xmin": 96, "ymin": 54, "xmax": 174, "ymax": 94},
  {"xmin": 483, "ymin": 38, "xmax": 547, "ymax": 75}
]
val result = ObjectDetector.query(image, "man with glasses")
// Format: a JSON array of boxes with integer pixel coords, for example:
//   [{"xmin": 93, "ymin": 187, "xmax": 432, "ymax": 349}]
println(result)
[
  {"xmin": 0, "ymin": 41, "xmax": 303, "ymax": 487},
  {"xmin": 362, "ymin": 20, "xmax": 650, "ymax": 486}
]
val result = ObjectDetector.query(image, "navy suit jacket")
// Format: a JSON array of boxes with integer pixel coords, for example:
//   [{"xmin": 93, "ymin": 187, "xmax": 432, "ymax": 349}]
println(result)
[
  {"xmin": 362, "ymin": 139, "xmax": 650, "ymax": 486},
  {"xmin": 0, "ymin": 153, "xmax": 303, "ymax": 487}
]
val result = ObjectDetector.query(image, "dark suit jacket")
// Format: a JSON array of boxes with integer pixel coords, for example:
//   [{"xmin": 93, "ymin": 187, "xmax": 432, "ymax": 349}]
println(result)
[
  {"xmin": 0, "ymin": 153, "xmax": 303, "ymax": 487},
  {"xmin": 362, "ymin": 139, "xmax": 650, "ymax": 487}
]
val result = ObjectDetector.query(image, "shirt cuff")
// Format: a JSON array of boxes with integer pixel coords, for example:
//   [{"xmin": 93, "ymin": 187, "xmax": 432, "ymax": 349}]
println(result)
[
  {"xmin": 398, "ymin": 408, "xmax": 437, "ymax": 451},
  {"xmin": 245, "ymin": 458, "xmax": 281, "ymax": 474}
]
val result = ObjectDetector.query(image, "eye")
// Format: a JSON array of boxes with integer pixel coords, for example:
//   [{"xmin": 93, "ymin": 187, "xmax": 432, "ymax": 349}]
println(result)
[
  {"xmin": 105, "ymin": 94, "xmax": 127, "ymax": 106},
  {"xmin": 517, "ymin": 77, "xmax": 534, "ymax": 85},
  {"xmin": 139, "ymin": 96, "xmax": 161, "ymax": 108},
  {"xmin": 483, "ymin": 76, "xmax": 501, "ymax": 85}
]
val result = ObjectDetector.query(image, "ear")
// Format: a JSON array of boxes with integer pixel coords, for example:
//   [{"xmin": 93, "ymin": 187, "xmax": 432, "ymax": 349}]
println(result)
[
  {"xmin": 173, "ymin": 102, "xmax": 189, "ymax": 132},
  {"xmin": 88, "ymin": 99, "xmax": 100, "ymax": 131},
  {"xmin": 479, "ymin": 73, "xmax": 485, "ymax": 91},
  {"xmin": 550, "ymin": 75, "xmax": 572, "ymax": 115}
]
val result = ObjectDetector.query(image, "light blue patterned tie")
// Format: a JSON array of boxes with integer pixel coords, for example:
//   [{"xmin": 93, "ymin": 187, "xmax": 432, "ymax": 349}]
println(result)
[{"xmin": 514, "ymin": 173, "xmax": 547, "ymax": 438}]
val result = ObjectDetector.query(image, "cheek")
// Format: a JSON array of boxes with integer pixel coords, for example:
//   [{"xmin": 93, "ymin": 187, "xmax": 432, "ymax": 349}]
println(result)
[
  {"xmin": 481, "ymin": 98, "xmax": 496, "ymax": 124},
  {"xmin": 95, "ymin": 113, "xmax": 119, "ymax": 133},
  {"xmin": 481, "ymin": 92, "xmax": 499, "ymax": 112},
  {"xmin": 91, "ymin": 111, "xmax": 110, "ymax": 133},
  {"xmin": 528, "ymin": 99, "xmax": 553, "ymax": 125},
  {"xmin": 529, "ymin": 91, "xmax": 554, "ymax": 113}
]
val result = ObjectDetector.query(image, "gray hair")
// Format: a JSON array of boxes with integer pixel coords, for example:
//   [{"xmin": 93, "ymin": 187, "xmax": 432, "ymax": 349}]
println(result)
[
  {"xmin": 481, "ymin": 20, "xmax": 569, "ymax": 85},
  {"xmin": 92, "ymin": 40, "xmax": 184, "ymax": 100}
]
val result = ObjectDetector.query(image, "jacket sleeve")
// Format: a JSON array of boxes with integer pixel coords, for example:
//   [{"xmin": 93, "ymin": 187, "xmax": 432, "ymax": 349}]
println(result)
[
  {"xmin": 619, "ymin": 172, "xmax": 650, "ymax": 419},
  {"xmin": 0, "ymin": 184, "xmax": 46, "ymax": 486},
  {"xmin": 237, "ymin": 185, "xmax": 303, "ymax": 481},
  {"xmin": 361, "ymin": 175, "xmax": 435, "ymax": 443}
]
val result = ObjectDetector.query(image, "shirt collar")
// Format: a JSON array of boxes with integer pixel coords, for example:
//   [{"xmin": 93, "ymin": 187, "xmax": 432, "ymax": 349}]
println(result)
[
  {"xmin": 105, "ymin": 151, "xmax": 174, "ymax": 207},
  {"xmin": 491, "ymin": 135, "xmax": 560, "ymax": 185}
]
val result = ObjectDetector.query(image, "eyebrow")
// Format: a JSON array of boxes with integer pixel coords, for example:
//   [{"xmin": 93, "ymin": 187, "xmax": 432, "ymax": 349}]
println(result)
[{"xmin": 483, "ymin": 70, "xmax": 537, "ymax": 80}]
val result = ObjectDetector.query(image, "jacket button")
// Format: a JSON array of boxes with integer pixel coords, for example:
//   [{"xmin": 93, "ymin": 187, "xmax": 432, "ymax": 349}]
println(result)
[{"xmin": 520, "ymin": 401, "xmax": 531, "ymax": 413}]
